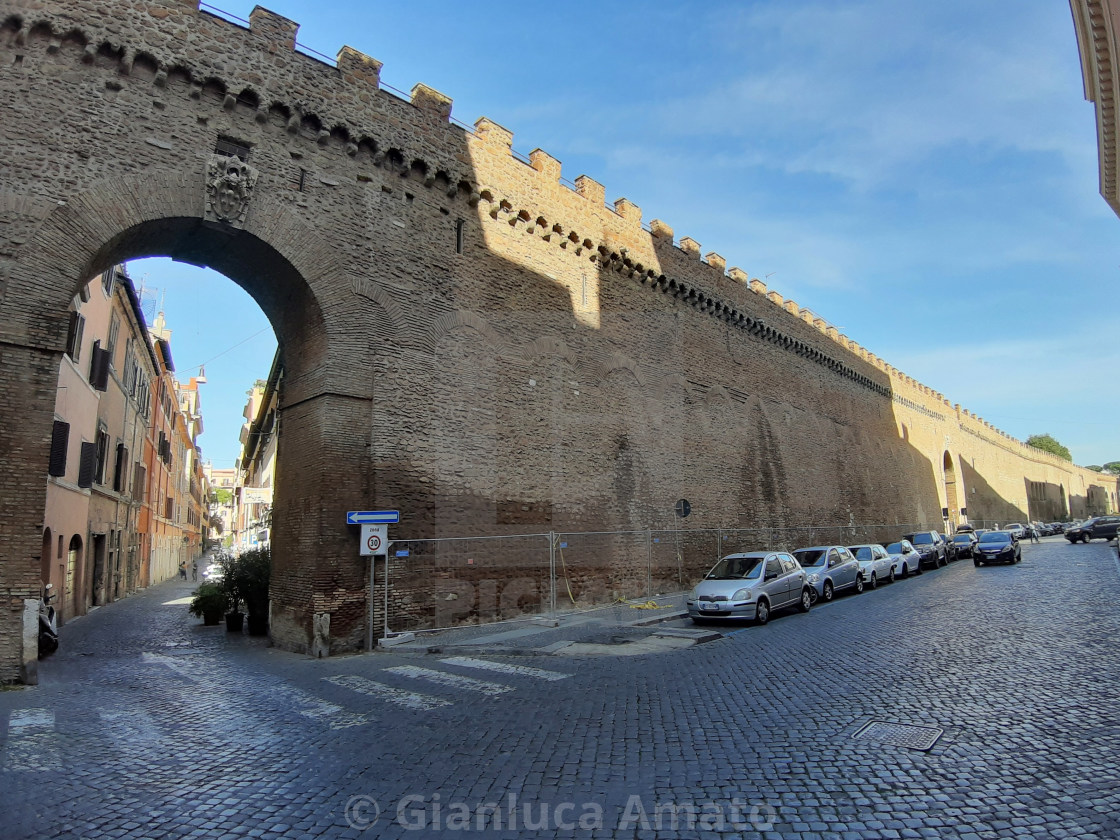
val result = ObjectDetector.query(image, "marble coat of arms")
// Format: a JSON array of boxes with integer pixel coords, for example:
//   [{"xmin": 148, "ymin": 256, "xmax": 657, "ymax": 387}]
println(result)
[{"xmin": 205, "ymin": 155, "xmax": 258, "ymax": 225}]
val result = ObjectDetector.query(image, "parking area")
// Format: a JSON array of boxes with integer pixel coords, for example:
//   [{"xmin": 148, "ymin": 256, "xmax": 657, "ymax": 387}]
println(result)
[{"xmin": 2, "ymin": 536, "xmax": 1120, "ymax": 838}]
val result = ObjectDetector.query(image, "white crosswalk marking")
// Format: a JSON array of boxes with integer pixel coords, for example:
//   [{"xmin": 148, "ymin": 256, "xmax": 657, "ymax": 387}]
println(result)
[
  {"xmin": 439, "ymin": 657, "xmax": 571, "ymax": 682},
  {"xmin": 384, "ymin": 665, "xmax": 513, "ymax": 696},
  {"xmin": 325, "ymin": 674, "xmax": 453, "ymax": 711},
  {"xmin": 3, "ymin": 709, "xmax": 60, "ymax": 772},
  {"xmin": 141, "ymin": 650, "xmax": 367, "ymax": 729}
]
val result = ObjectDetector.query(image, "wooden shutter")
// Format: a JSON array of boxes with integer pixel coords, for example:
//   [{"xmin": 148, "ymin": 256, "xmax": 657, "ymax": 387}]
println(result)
[
  {"xmin": 77, "ymin": 441, "xmax": 97, "ymax": 488},
  {"xmin": 112, "ymin": 443, "xmax": 126, "ymax": 491},
  {"xmin": 48, "ymin": 420, "xmax": 69, "ymax": 477},
  {"xmin": 89, "ymin": 345, "xmax": 110, "ymax": 391}
]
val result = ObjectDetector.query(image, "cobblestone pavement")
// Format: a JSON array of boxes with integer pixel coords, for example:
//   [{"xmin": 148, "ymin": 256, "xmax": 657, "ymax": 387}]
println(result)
[{"xmin": 3, "ymin": 537, "xmax": 1120, "ymax": 839}]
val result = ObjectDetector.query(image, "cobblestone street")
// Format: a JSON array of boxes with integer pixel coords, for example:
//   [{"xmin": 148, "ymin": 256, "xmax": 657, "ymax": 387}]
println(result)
[{"xmin": 3, "ymin": 537, "xmax": 1120, "ymax": 839}]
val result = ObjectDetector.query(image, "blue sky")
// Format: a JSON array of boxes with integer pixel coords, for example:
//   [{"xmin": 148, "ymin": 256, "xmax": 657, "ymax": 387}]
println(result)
[{"xmin": 131, "ymin": 0, "xmax": 1120, "ymax": 469}]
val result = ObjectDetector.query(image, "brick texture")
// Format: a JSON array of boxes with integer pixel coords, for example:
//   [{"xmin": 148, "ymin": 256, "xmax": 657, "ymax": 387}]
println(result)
[{"xmin": 0, "ymin": 1, "xmax": 1115, "ymax": 678}]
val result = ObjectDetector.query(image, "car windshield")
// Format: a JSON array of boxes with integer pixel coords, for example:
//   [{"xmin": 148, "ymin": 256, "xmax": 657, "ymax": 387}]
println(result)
[
  {"xmin": 705, "ymin": 556, "xmax": 763, "ymax": 580},
  {"xmin": 884, "ymin": 542, "xmax": 904, "ymax": 553},
  {"xmin": 979, "ymin": 532, "xmax": 1011, "ymax": 545},
  {"xmin": 850, "ymin": 546, "xmax": 874, "ymax": 561},
  {"xmin": 952, "ymin": 535, "xmax": 972, "ymax": 544},
  {"xmin": 793, "ymin": 549, "xmax": 826, "ymax": 567},
  {"xmin": 910, "ymin": 533, "xmax": 934, "ymax": 545}
]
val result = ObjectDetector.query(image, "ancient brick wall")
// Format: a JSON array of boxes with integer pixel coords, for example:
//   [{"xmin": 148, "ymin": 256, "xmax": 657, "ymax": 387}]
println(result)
[{"xmin": 0, "ymin": 0, "xmax": 1115, "ymax": 678}]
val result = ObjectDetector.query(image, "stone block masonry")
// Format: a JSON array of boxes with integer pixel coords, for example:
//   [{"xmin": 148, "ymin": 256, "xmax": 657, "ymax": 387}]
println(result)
[{"xmin": 0, "ymin": 1, "xmax": 1115, "ymax": 679}]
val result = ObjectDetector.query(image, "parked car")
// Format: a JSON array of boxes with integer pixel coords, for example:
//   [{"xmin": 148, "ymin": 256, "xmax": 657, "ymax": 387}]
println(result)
[
  {"xmin": 1005, "ymin": 523, "xmax": 1026, "ymax": 540},
  {"xmin": 973, "ymin": 530, "xmax": 1022, "ymax": 565},
  {"xmin": 939, "ymin": 532, "xmax": 958, "ymax": 561},
  {"xmin": 687, "ymin": 552, "xmax": 812, "ymax": 625},
  {"xmin": 955, "ymin": 523, "xmax": 976, "ymax": 534},
  {"xmin": 847, "ymin": 543, "xmax": 895, "ymax": 588},
  {"xmin": 1066, "ymin": 515, "xmax": 1120, "ymax": 543},
  {"xmin": 793, "ymin": 545, "xmax": 863, "ymax": 602},
  {"xmin": 950, "ymin": 532, "xmax": 979, "ymax": 559},
  {"xmin": 901, "ymin": 531, "xmax": 947, "ymax": 568},
  {"xmin": 882, "ymin": 540, "xmax": 923, "ymax": 577}
]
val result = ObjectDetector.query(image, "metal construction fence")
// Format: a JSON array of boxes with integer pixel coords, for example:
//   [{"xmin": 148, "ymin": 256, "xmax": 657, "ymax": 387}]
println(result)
[{"xmin": 374, "ymin": 522, "xmax": 937, "ymax": 636}]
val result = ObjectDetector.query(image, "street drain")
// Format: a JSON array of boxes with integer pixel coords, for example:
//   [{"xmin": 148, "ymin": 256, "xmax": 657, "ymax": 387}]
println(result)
[{"xmin": 852, "ymin": 720, "xmax": 943, "ymax": 751}]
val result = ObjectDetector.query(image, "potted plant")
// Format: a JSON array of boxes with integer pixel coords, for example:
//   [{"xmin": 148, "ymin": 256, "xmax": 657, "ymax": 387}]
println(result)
[
  {"xmin": 231, "ymin": 546, "xmax": 271, "ymax": 636},
  {"xmin": 218, "ymin": 554, "xmax": 245, "ymax": 633},
  {"xmin": 188, "ymin": 581, "xmax": 227, "ymax": 626}
]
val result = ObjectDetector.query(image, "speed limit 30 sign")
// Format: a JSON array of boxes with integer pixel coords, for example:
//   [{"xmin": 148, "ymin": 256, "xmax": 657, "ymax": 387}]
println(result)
[{"xmin": 360, "ymin": 524, "xmax": 388, "ymax": 556}]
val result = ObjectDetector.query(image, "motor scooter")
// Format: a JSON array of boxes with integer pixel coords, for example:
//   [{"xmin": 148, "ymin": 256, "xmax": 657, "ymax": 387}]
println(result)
[{"xmin": 38, "ymin": 583, "xmax": 58, "ymax": 659}]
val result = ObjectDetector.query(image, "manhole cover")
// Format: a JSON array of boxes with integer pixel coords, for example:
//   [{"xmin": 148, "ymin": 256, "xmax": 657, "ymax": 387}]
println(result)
[{"xmin": 852, "ymin": 720, "xmax": 943, "ymax": 751}]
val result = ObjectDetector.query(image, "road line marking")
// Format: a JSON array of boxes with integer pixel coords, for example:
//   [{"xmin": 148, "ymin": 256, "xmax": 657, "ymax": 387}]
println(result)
[
  {"xmin": 438, "ymin": 657, "xmax": 570, "ymax": 682},
  {"xmin": 384, "ymin": 665, "xmax": 513, "ymax": 696},
  {"xmin": 141, "ymin": 651, "xmax": 367, "ymax": 729},
  {"xmin": 7, "ymin": 709, "xmax": 54, "ymax": 733},
  {"xmin": 3, "ymin": 709, "xmax": 59, "ymax": 772},
  {"xmin": 325, "ymin": 675, "xmax": 453, "ymax": 711}
]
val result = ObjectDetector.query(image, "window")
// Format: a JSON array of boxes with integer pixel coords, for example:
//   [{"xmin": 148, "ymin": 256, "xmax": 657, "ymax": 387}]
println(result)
[
  {"xmin": 112, "ymin": 444, "xmax": 127, "ymax": 492},
  {"xmin": 132, "ymin": 463, "xmax": 146, "ymax": 504},
  {"xmin": 77, "ymin": 441, "xmax": 97, "ymax": 489},
  {"xmin": 101, "ymin": 267, "xmax": 115, "ymax": 297},
  {"xmin": 165, "ymin": 497, "xmax": 174, "ymax": 519},
  {"xmin": 48, "ymin": 420, "xmax": 69, "ymax": 477},
  {"xmin": 93, "ymin": 428, "xmax": 110, "ymax": 485},
  {"xmin": 779, "ymin": 556, "xmax": 798, "ymax": 574},
  {"xmin": 65, "ymin": 312, "xmax": 85, "ymax": 362},
  {"xmin": 106, "ymin": 314, "xmax": 120, "ymax": 362},
  {"xmin": 215, "ymin": 136, "xmax": 251, "ymax": 161},
  {"xmin": 89, "ymin": 341, "xmax": 110, "ymax": 391},
  {"xmin": 764, "ymin": 558, "xmax": 783, "ymax": 579}
]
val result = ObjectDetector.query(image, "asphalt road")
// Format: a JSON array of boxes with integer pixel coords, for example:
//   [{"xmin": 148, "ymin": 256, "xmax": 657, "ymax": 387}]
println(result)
[{"xmin": 2, "ymin": 536, "xmax": 1119, "ymax": 839}]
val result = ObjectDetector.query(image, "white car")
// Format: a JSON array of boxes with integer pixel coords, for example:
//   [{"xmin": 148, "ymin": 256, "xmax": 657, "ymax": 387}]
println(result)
[
  {"xmin": 882, "ymin": 540, "xmax": 922, "ymax": 578},
  {"xmin": 847, "ymin": 543, "xmax": 895, "ymax": 588}
]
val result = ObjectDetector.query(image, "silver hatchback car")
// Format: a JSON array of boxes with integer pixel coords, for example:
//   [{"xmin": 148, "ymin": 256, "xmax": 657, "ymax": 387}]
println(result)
[
  {"xmin": 687, "ymin": 552, "xmax": 813, "ymax": 625},
  {"xmin": 793, "ymin": 545, "xmax": 864, "ymax": 602}
]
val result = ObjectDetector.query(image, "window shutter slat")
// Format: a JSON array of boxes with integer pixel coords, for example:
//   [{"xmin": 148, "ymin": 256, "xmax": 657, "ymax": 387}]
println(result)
[
  {"xmin": 48, "ymin": 420, "xmax": 70, "ymax": 477},
  {"xmin": 77, "ymin": 441, "xmax": 97, "ymax": 488}
]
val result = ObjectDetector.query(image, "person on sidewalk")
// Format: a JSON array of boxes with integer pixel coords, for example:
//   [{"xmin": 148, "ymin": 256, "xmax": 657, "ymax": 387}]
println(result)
[
  {"xmin": 191, "ymin": 561, "xmax": 198, "ymax": 581},
  {"xmin": 178, "ymin": 561, "xmax": 187, "ymax": 581}
]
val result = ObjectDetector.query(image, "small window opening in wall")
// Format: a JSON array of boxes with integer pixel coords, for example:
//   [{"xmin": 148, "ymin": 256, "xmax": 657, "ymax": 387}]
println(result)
[
  {"xmin": 14, "ymin": 54, "xmax": 23, "ymax": 66},
  {"xmin": 215, "ymin": 136, "xmax": 251, "ymax": 161},
  {"xmin": 298, "ymin": 168, "xmax": 306, "ymax": 192},
  {"xmin": 455, "ymin": 218, "xmax": 465, "ymax": 254}
]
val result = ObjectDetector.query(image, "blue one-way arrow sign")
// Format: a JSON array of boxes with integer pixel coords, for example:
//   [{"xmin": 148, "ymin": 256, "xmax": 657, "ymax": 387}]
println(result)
[{"xmin": 346, "ymin": 510, "xmax": 400, "ymax": 525}]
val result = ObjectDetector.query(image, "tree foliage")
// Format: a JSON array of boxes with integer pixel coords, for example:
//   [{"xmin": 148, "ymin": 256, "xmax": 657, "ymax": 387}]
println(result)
[
  {"xmin": 1025, "ymin": 434, "xmax": 1072, "ymax": 462},
  {"xmin": 1103, "ymin": 461, "xmax": 1120, "ymax": 475},
  {"xmin": 210, "ymin": 488, "xmax": 232, "ymax": 505}
]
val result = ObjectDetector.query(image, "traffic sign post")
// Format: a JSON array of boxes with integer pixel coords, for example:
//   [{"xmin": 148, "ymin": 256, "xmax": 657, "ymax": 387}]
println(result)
[
  {"xmin": 349, "ymin": 510, "xmax": 402, "ymax": 650},
  {"xmin": 347, "ymin": 510, "xmax": 399, "ymax": 525},
  {"xmin": 360, "ymin": 524, "xmax": 387, "ymax": 556}
]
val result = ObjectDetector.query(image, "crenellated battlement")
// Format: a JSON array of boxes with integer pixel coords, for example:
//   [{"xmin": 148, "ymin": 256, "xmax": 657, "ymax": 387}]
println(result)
[{"xmin": 0, "ymin": 0, "xmax": 1039, "ymax": 453}]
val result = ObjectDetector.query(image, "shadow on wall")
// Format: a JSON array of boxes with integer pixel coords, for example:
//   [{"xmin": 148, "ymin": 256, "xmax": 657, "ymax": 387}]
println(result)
[{"xmin": 960, "ymin": 460, "xmax": 1028, "ymax": 525}]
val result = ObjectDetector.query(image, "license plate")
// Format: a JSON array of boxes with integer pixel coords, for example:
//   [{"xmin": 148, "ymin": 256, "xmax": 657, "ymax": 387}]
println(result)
[{"xmin": 700, "ymin": 604, "xmax": 720, "ymax": 612}]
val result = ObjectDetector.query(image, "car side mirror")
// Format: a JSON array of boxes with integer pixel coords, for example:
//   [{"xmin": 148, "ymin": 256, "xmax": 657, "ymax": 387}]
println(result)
[{"xmin": 765, "ymin": 572, "xmax": 777, "ymax": 581}]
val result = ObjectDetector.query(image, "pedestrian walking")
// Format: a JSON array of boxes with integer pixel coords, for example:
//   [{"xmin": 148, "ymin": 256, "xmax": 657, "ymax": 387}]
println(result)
[
  {"xmin": 192, "ymin": 561, "xmax": 198, "ymax": 581},
  {"xmin": 178, "ymin": 561, "xmax": 186, "ymax": 581},
  {"xmin": 1030, "ymin": 525, "xmax": 1039, "ymax": 544}
]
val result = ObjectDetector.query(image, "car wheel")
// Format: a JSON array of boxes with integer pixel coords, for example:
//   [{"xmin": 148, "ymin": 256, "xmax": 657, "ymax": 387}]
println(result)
[
  {"xmin": 1084, "ymin": 535, "xmax": 1091, "ymax": 544},
  {"xmin": 854, "ymin": 576, "xmax": 864, "ymax": 594},
  {"xmin": 755, "ymin": 599, "xmax": 770, "ymax": 625},
  {"xmin": 914, "ymin": 561, "xmax": 923, "ymax": 575},
  {"xmin": 869, "ymin": 572, "xmax": 878, "ymax": 589},
  {"xmin": 888, "ymin": 566, "xmax": 896, "ymax": 583},
  {"xmin": 898, "ymin": 563, "xmax": 908, "ymax": 579},
  {"xmin": 823, "ymin": 581, "xmax": 835, "ymax": 601},
  {"xmin": 798, "ymin": 588, "xmax": 812, "ymax": 613}
]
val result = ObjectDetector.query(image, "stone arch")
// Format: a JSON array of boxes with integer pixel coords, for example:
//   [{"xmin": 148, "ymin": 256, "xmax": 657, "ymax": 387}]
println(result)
[
  {"xmin": 0, "ymin": 164, "xmax": 379, "ymax": 657},
  {"xmin": 943, "ymin": 450, "xmax": 961, "ymax": 526}
]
